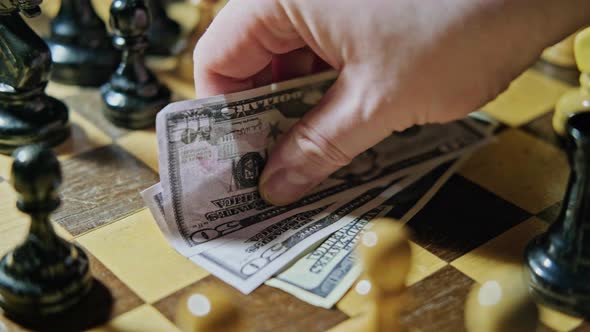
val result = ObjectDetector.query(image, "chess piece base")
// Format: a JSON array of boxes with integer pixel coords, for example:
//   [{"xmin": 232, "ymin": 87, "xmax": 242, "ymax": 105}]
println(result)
[
  {"xmin": 526, "ymin": 236, "xmax": 590, "ymax": 317},
  {"xmin": 101, "ymin": 82, "xmax": 170, "ymax": 129},
  {"xmin": 0, "ymin": 92, "xmax": 70, "ymax": 154},
  {"xmin": 46, "ymin": 40, "xmax": 120, "ymax": 86},
  {"xmin": 0, "ymin": 242, "xmax": 93, "ymax": 323}
]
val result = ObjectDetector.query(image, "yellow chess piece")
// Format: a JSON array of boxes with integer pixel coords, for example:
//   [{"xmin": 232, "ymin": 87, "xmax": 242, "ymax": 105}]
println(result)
[
  {"xmin": 176, "ymin": 0, "xmax": 219, "ymax": 83},
  {"xmin": 464, "ymin": 266, "xmax": 539, "ymax": 332},
  {"xmin": 553, "ymin": 28, "xmax": 590, "ymax": 137},
  {"xmin": 359, "ymin": 219, "xmax": 412, "ymax": 332},
  {"xmin": 541, "ymin": 32, "xmax": 578, "ymax": 68},
  {"xmin": 175, "ymin": 285, "xmax": 242, "ymax": 332}
]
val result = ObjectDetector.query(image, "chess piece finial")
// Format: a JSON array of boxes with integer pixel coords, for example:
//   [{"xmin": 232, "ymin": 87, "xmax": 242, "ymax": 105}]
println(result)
[
  {"xmin": 359, "ymin": 218, "xmax": 411, "ymax": 332},
  {"xmin": 45, "ymin": 0, "xmax": 120, "ymax": 86},
  {"xmin": 553, "ymin": 27, "xmax": 590, "ymax": 137},
  {"xmin": 101, "ymin": 0, "xmax": 171, "ymax": 129},
  {"xmin": 176, "ymin": 0, "xmax": 219, "ymax": 83},
  {"xmin": 526, "ymin": 111, "xmax": 590, "ymax": 316},
  {"xmin": 176, "ymin": 284, "xmax": 242, "ymax": 332},
  {"xmin": 541, "ymin": 32, "xmax": 579, "ymax": 69},
  {"xmin": 0, "ymin": 145, "xmax": 92, "ymax": 323},
  {"xmin": 145, "ymin": 0, "xmax": 182, "ymax": 56},
  {"xmin": 465, "ymin": 266, "xmax": 539, "ymax": 332},
  {"xmin": 0, "ymin": 0, "xmax": 70, "ymax": 154}
]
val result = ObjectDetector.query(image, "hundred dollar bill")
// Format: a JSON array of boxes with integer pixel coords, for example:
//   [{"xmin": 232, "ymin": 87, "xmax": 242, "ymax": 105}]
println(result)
[
  {"xmin": 156, "ymin": 71, "xmax": 490, "ymax": 254},
  {"xmin": 264, "ymin": 157, "xmax": 466, "ymax": 308}
]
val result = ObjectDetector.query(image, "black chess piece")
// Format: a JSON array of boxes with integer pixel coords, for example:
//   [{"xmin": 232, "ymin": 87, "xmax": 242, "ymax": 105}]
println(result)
[
  {"xmin": 526, "ymin": 111, "xmax": 590, "ymax": 317},
  {"xmin": 101, "ymin": 0, "xmax": 171, "ymax": 129},
  {"xmin": 145, "ymin": 0, "xmax": 181, "ymax": 56},
  {"xmin": 0, "ymin": 0, "xmax": 70, "ymax": 154},
  {"xmin": 45, "ymin": 0, "xmax": 120, "ymax": 86},
  {"xmin": 0, "ymin": 145, "xmax": 92, "ymax": 323}
]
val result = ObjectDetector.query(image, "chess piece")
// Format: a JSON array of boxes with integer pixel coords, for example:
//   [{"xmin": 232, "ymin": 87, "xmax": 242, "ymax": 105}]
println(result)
[
  {"xmin": 45, "ymin": 0, "xmax": 120, "ymax": 86},
  {"xmin": 359, "ymin": 219, "xmax": 411, "ymax": 332},
  {"xmin": 101, "ymin": 0, "xmax": 171, "ymax": 129},
  {"xmin": 542, "ymin": 32, "xmax": 579, "ymax": 68},
  {"xmin": 0, "ymin": 0, "xmax": 70, "ymax": 154},
  {"xmin": 553, "ymin": 28, "xmax": 590, "ymax": 137},
  {"xmin": 176, "ymin": 0, "xmax": 219, "ymax": 82},
  {"xmin": 464, "ymin": 266, "xmax": 539, "ymax": 332},
  {"xmin": 145, "ymin": 0, "xmax": 181, "ymax": 56},
  {"xmin": 176, "ymin": 285, "xmax": 241, "ymax": 332},
  {"xmin": 0, "ymin": 145, "xmax": 92, "ymax": 322},
  {"xmin": 526, "ymin": 111, "xmax": 590, "ymax": 316}
]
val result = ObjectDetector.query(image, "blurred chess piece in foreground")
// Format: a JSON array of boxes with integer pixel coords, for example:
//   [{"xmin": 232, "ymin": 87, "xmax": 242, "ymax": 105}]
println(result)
[
  {"xmin": 553, "ymin": 27, "xmax": 590, "ymax": 137},
  {"xmin": 464, "ymin": 266, "xmax": 539, "ymax": 332},
  {"xmin": 336, "ymin": 218, "xmax": 412, "ymax": 332},
  {"xmin": 176, "ymin": 284, "xmax": 242, "ymax": 332},
  {"xmin": 361, "ymin": 219, "xmax": 411, "ymax": 332}
]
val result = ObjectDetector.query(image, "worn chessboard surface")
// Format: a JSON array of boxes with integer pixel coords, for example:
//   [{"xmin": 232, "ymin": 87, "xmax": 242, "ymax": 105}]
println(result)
[{"xmin": 1, "ymin": 4, "xmax": 589, "ymax": 332}]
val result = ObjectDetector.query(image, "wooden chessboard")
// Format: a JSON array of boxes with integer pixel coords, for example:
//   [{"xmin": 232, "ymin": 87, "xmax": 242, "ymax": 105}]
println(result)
[{"xmin": 1, "ymin": 5, "xmax": 589, "ymax": 332}]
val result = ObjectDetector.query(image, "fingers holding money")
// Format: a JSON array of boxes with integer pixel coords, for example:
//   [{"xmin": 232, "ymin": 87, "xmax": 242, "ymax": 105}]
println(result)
[
  {"xmin": 259, "ymin": 68, "xmax": 407, "ymax": 206},
  {"xmin": 193, "ymin": 0, "xmax": 310, "ymax": 97}
]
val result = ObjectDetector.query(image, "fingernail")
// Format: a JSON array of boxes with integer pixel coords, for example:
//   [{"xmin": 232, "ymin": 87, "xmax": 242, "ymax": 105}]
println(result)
[{"xmin": 260, "ymin": 168, "xmax": 313, "ymax": 206}]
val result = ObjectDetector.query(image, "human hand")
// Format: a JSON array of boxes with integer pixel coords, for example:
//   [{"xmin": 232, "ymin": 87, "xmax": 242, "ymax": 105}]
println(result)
[{"xmin": 193, "ymin": 0, "xmax": 590, "ymax": 206}]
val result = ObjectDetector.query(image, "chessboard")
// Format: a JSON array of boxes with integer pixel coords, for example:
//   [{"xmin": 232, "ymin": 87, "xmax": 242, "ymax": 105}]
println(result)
[{"xmin": 0, "ymin": 2, "xmax": 588, "ymax": 332}]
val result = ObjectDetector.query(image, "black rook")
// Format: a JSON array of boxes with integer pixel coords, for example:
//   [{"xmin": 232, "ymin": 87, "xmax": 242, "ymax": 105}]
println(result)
[{"xmin": 526, "ymin": 111, "xmax": 590, "ymax": 316}]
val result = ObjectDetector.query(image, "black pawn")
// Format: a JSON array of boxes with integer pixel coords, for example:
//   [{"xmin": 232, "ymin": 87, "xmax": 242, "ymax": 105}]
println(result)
[
  {"xmin": 526, "ymin": 111, "xmax": 590, "ymax": 316},
  {"xmin": 0, "ymin": 1, "xmax": 70, "ymax": 154},
  {"xmin": 101, "ymin": 0, "xmax": 171, "ymax": 129},
  {"xmin": 0, "ymin": 145, "xmax": 92, "ymax": 322},
  {"xmin": 145, "ymin": 0, "xmax": 181, "ymax": 56},
  {"xmin": 45, "ymin": 0, "xmax": 120, "ymax": 86}
]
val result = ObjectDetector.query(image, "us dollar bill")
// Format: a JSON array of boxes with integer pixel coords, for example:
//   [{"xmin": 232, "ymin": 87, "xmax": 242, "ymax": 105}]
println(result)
[
  {"xmin": 144, "ymin": 166, "xmax": 436, "ymax": 294},
  {"xmin": 156, "ymin": 71, "xmax": 490, "ymax": 255},
  {"xmin": 264, "ymin": 157, "xmax": 466, "ymax": 308},
  {"xmin": 262, "ymin": 115, "xmax": 499, "ymax": 307}
]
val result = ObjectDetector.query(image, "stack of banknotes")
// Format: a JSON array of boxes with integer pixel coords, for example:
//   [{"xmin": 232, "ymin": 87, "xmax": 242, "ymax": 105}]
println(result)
[{"xmin": 142, "ymin": 71, "xmax": 495, "ymax": 308}]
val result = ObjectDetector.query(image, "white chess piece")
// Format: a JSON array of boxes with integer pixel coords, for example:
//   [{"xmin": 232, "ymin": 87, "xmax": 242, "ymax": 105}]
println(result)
[
  {"xmin": 360, "ymin": 218, "xmax": 412, "ymax": 332},
  {"xmin": 176, "ymin": 285, "xmax": 242, "ymax": 332},
  {"xmin": 464, "ymin": 266, "xmax": 539, "ymax": 332}
]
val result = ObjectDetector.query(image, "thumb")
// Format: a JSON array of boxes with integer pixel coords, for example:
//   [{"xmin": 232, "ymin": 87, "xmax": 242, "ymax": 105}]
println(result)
[{"xmin": 259, "ymin": 70, "xmax": 401, "ymax": 206}]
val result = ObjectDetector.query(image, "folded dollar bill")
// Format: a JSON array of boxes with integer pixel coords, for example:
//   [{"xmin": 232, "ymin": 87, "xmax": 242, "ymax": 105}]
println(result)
[
  {"xmin": 145, "ymin": 165, "xmax": 434, "ymax": 294},
  {"xmin": 155, "ymin": 70, "xmax": 490, "ymax": 255},
  {"xmin": 145, "ymin": 71, "xmax": 495, "ymax": 294},
  {"xmin": 264, "ymin": 157, "xmax": 467, "ymax": 307},
  {"xmin": 263, "ymin": 115, "xmax": 498, "ymax": 306}
]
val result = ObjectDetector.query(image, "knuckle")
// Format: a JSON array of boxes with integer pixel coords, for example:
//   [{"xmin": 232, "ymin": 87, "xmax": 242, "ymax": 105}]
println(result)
[{"xmin": 291, "ymin": 122, "xmax": 352, "ymax": 169}]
